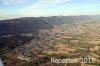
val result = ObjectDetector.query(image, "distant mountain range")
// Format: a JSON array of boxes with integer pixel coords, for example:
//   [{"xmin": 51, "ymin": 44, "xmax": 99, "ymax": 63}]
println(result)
[
  {"xmin": 39, "ymin": 15, "xmax": 100, "ymax": 24},
  {"xmin": 0, "ymin": 15, "xmax": 100, "ymax": 35}
]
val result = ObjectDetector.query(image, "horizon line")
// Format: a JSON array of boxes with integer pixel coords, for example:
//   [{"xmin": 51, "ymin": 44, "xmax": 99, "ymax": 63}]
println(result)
[{"xmin": 1, "ymin": 14, "xmax": 100, "ymax": 20}]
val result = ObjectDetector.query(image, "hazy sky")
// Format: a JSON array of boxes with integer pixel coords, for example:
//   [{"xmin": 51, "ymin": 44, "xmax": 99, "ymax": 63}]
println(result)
[{"xmin": 0, "ymin": 0, "xmax": 100, "ymax": 20}]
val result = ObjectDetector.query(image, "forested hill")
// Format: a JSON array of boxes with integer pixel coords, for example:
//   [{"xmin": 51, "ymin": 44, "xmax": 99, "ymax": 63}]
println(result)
[{"xmin": 0, "ymin": 17, "xmax": 53, "ymax": 35}]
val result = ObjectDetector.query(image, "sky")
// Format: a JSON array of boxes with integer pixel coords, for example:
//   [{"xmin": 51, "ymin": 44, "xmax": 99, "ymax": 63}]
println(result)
[{"xmin": 0, "ymin": 0, "xmax": 100, "ymax": 20}]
